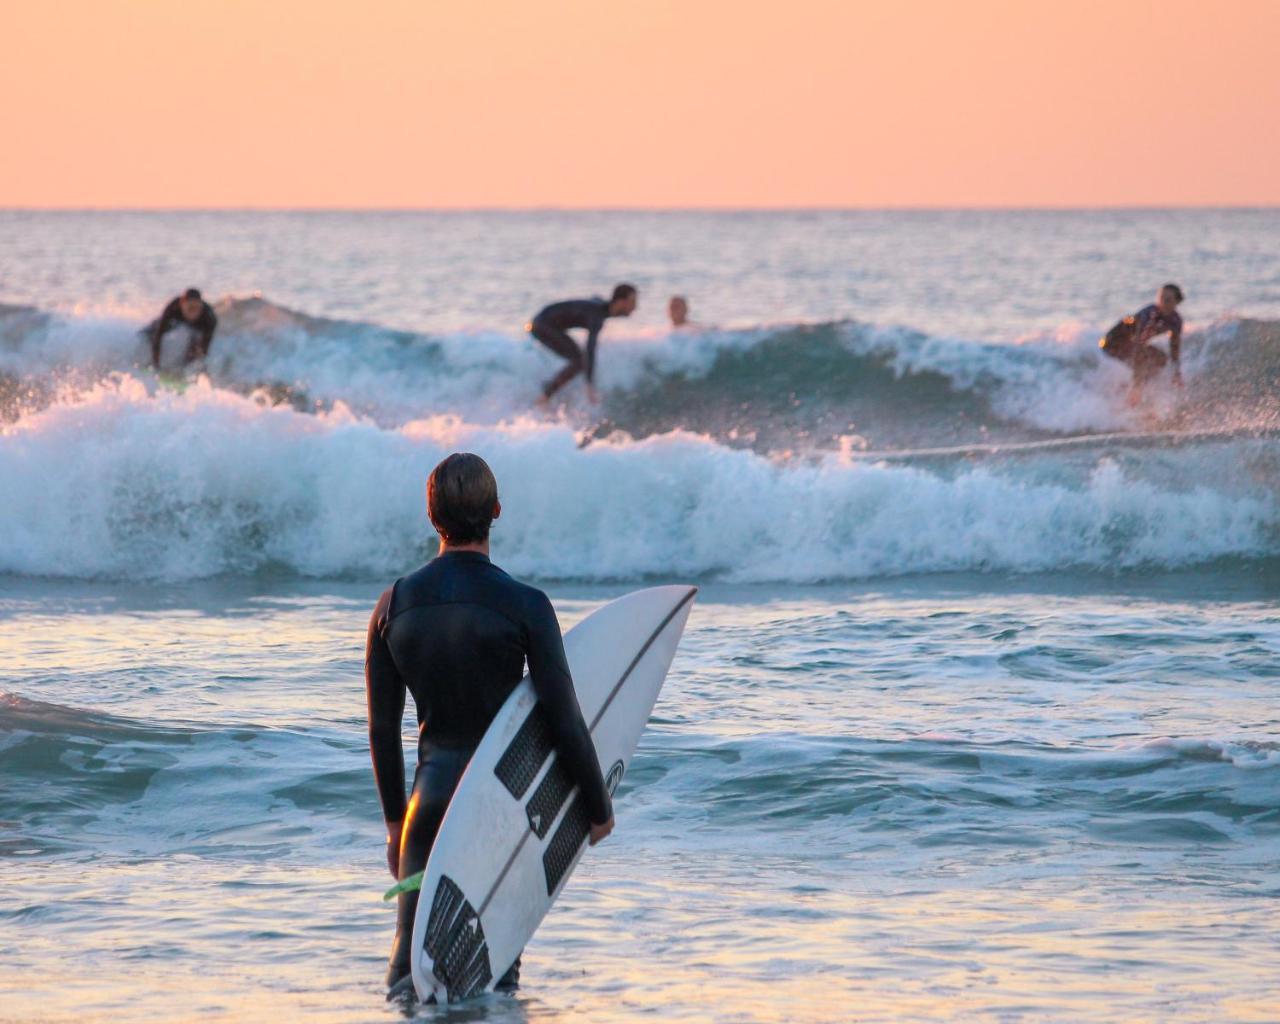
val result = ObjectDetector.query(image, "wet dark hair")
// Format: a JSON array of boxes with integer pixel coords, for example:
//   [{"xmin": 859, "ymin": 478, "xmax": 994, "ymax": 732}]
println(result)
[
  {"xmin": 1162, "ymin": 283, "xmax": 1184, "ymax": 303},
  {"xmin": 183, "ymin": 288, "xmax": 203, "ymax": 301},
  {"xmin": 611, "ymin": 283, "xmax": 637, "ymax": 303},
  {"xmin": 427, "ymin": 452, "xmax": 499, "ymax": 545}
]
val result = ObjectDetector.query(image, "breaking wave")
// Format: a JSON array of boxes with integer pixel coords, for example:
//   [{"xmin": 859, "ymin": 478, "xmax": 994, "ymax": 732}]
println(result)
[
  {"xmin": 0, "ymin": 375, "xmax": 1276, "ymax": 581},
  {"xmin": 3, "ymin": 297, "xmax": 1278, "ymax": 446},
  {"xmin": 1, "ymin": 298, "xmax": 1277, "ymax": 581}
]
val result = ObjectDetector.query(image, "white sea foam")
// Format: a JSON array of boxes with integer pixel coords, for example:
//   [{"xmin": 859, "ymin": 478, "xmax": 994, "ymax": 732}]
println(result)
[
  {"xmin": 1137, "ymin": 736, "xmax": 1280, "ymax": 771},
  {"xmin": 1, "ymin": 377, "xmax": 1274, "ymax": 581}
]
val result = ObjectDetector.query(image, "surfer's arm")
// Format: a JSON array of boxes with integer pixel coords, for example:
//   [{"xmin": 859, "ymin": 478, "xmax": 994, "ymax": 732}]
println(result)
[
  {"xmin": 584, "ymin": 321, "xmax": 601, "ymax": 384},
  {"xmin": 525, "ymin": 593, "xmax": 613, "ymax": 825},
  {"xmin": 150, "ymin": 301, "xmax": 179, "ymax": 368},
  {"xmin": 195, "ymin": 310, "xmax": 217, "ymax": 361},
  {"xmin": 365, "ymin": 587, "xmax": 408, "ymax": 826}
]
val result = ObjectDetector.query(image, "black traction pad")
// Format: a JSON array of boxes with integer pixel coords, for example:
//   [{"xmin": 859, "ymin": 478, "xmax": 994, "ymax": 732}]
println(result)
[
  {"xmin": 525, "ymin": 760, "xmax": 574, "ymax": 839},
  {"xmin": 422, "ymin": 874, "xmax": 492, "ymax": 1001},
  {"xmin": 542, "ymin": 794, "xmax": 591, "ymax": 896},
  {"xmin": 493, "ymin": 705, "xmax": 554, "ymax": 799}
]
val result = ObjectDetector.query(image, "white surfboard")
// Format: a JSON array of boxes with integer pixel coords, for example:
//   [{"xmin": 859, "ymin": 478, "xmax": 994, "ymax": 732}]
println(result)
[{"xmin": 409, "ymin": 584, "xmax": 697, "ymax": 1003}]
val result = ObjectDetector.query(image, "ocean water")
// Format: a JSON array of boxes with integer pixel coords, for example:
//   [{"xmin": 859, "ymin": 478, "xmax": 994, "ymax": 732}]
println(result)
[{"xmin": 1, "ymin": 210, "xmax": 1277, "ymax": 1022}]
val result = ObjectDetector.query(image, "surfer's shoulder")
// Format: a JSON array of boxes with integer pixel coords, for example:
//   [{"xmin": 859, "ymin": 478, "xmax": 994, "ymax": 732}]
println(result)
[
  {"xmin": 500, "ymin": 570, "xmax": 547, "ymax": 602},
  {"xmin": 378, "ymin": 562, "xmax": 437, "ymax": 620},
  {"xmin": 496, "ymin": 573, "xmax": 556, "ymax": 622},
  {"xmin": 368, "ymin": 584, "xmax": 396, "ymax": 635}
]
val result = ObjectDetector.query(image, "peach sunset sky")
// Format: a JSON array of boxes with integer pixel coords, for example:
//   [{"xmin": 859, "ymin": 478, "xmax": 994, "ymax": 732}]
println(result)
[{"xmin": 3, "ymin": 0, "xmax": 1278, "ymax": 209}]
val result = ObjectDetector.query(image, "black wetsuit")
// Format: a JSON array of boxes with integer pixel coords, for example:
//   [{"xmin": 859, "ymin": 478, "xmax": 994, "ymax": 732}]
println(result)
[
  {"xmin": 528, "ymin": 298, "xmax": 612, "ymax": 399},
  {"xmin": 365, "ymin": 550, "xmax": 612, "ymax": 991},
  {"xmin": 146, "ymin": 298, "xmax": 217, "ymax": 368},
  {"xmin": 1100, "ymin": 304, "xmax": 1182, "ymax": 385}
]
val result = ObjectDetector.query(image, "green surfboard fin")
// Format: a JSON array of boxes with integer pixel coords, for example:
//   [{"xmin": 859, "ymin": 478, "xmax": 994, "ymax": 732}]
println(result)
[
  {"xmin": 156, "ymin": 370, "xmax": 189, "ymax": 393},
  {"xmin": 383, "ymin": 871, "xmax": 424, "ymax": 901}
]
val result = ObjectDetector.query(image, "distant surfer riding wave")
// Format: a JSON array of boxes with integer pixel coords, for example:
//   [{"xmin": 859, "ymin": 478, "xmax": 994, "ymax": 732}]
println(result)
[
  {"xmin": 528, "ymin": 284, "xmax": 637, "ymax": 406},
  {"xmin": 140, "ymin": 287, "xmax": 218, "ymax": 374},
  {"xmin": 1099, "ymin": 283, "xmax": 1184, "ymax": 406}
]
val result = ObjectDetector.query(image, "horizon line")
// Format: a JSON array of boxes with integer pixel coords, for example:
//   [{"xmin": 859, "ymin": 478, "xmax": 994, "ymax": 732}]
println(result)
[{"xmin": 1, "ymin": 203, "xmax": 1277, "ymax": 214}]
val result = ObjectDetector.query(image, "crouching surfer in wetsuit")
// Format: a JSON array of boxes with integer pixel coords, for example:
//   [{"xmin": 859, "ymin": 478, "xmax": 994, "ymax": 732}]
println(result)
[
  {"xmin": 143, "ymin": 288, "xmax": 218, "ymax": 371},
  {"xmin": 527, "ymin": 284, "xmax": 637, "ymax": 405},
  {"xmin": 1099, "ymin": 283, "xmax": 1184, "ymax": 404},
  {"xmin": 366, "ymin": 452, "xmax": 615, "ymax": 999}
]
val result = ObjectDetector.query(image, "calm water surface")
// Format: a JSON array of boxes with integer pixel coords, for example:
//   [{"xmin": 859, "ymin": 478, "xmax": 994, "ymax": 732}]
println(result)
[{"xmin": 2, "ymin": 571, "xmax": 1277, "ymax": 1022}]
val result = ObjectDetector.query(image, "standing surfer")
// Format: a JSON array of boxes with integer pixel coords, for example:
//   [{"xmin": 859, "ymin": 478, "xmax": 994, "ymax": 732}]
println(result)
[
  {"xmin": 528, "ymin": 284, "xmax": 637, "ymax": 404},
  {"xmin": 1099, "ymin": 283, "xmax": 1184, "ymax": 404},
  {"xmin": 365, "ymin": 453, "xmax": 615, "ymax": 998},
  {"xmin": 144, "ymin": 287, "xmax": 218, "ymax": 371}
]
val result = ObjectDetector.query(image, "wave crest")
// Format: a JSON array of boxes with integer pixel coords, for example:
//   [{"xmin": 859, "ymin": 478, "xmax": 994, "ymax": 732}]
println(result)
[
  {"xmin": 4, "ymin": 298, "xmax": 1277, "ymax": 450},
  {"xmin": 1, "ymin": 378, "xmax": 1276, "ymax": 581}
]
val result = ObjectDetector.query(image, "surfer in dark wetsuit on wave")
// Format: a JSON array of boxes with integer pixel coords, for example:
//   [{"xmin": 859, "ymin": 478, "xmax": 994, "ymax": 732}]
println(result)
[
  {"xmin": 365, "ymin": 452, "xmax": 615, "ymax": 999},
  {"xmin": 143, "ymin": 288, "xmax": 217, "ymax": 370},
  {"xmin": 1099, "ymin": 283, "xmax": 1185, "ymax": 404},
  {"xmin": 527, "ymin": 284, "xmax": 638, "ymax": 405}
]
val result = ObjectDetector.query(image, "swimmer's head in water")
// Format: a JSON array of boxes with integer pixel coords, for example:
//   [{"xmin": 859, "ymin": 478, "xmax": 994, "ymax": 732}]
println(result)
[
  {"xmin": 179, "ymin": 288, "xmax": 204, "ymax": 322},
  {"xmin": 609, "ymin": 283, "xmax": 638, "ymax": 317},
  {"xmin": 1157, "ymin": 283, "xmax": 1184, "ymax": 313},
  {"xmin": 668, "ymin": 296, "xmax": 688, "ymax": 326},
  {"xmin": 427, "ymin": 452, "xmax": 501, "ymax": 545}
]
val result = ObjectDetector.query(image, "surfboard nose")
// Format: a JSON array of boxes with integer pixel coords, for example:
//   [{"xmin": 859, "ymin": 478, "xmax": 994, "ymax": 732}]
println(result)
[
  {"xmin": 594, "ymin": 585, "xmax": 696, "ymax": 626},
  {"xmin": 634, "ymin": 584, "xmax": 698, "ymax": 608}
]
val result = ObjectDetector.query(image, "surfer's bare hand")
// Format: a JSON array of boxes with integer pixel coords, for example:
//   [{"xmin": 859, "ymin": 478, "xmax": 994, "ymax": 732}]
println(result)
[
  {"xmin": 386, "ymin": 820, "xmax": 404, "ymax": 878},
  {"xmin": 588, "ymin": 815, "xmax": 615, "ymax": 846}
]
